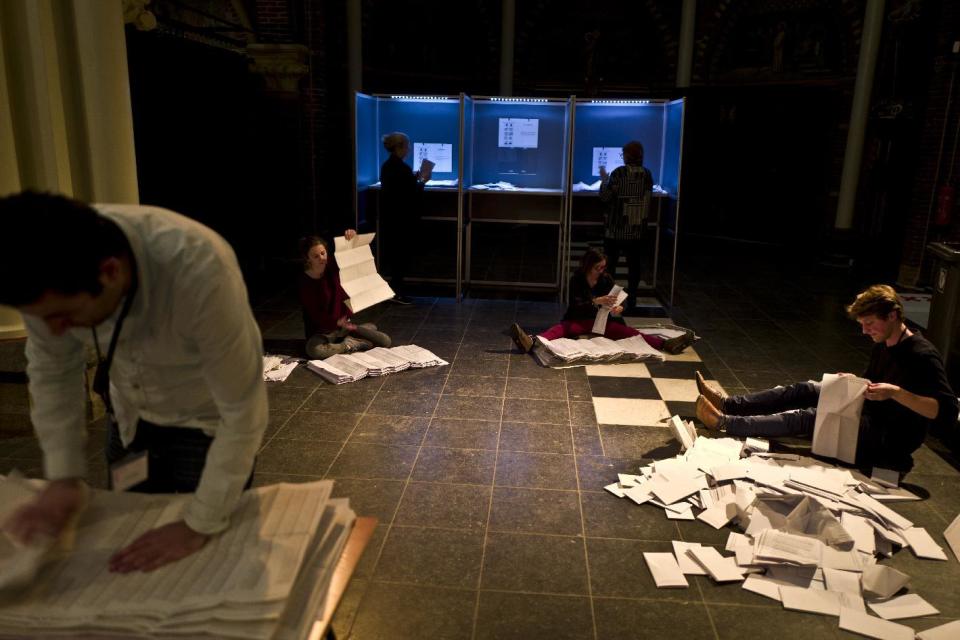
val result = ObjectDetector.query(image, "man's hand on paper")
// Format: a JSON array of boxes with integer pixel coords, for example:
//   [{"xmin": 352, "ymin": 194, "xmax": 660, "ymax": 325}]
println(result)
[
  {"xmin": 336, "ymin": 316, "xmax": 357, "ymax": 331},
  {"xmin": 2, "ymin": 478, "xmax": 86, "ymax": 546},
  {"xmin": 344, "ymin": 228, "xmax": 356, "ymax": 241},
  {"xmin": 109, "ymin": 520, "xmax": 209, "ymax": 573},
  {"xmin": 865, "ymin": 382, "xmax": 900, "ymax": 401}
]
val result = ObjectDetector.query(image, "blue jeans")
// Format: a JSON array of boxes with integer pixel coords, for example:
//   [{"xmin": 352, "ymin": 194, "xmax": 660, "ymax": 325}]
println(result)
[{"xmin": 721, "ymin": 381, "xmax": 821, "ymax": 438}]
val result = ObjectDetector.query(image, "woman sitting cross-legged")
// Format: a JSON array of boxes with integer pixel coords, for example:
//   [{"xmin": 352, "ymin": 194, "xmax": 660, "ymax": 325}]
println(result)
[
  {"xmin": 299, "ymin": 234, "xmax": 391, "ymax": 360},
  {"xmin": 509, "ymin": 248, "xmax": 694, "ymax": 355}
]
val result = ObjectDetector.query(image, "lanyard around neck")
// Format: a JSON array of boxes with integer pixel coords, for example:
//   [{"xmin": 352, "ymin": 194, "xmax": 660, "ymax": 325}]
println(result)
[{"xmin": 92, "ymin": 275, "xmax": 138, "ymax": 416}]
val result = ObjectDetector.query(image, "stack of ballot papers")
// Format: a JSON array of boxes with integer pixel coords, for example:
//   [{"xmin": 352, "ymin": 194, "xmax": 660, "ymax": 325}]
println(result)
[
  {"xmin": 306, "ymin": 345, "xmax": 447, "ymax": 384},
  {"xmin": 532, "ymin": 334, "xmax": 666, "ymax": 368},
  {"xmin": 603, "ymin": 419, "xmax": 954, "ymax": 637},
  {"xmin": 334, "ymin": 233, "xmax": 394, "ymax": 313},
  {"xmin": 0, "ymin": 476, "xmax": 356, "ymax": 639}
]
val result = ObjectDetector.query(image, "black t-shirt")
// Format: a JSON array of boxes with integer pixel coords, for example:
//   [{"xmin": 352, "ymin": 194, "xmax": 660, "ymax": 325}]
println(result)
[
  {"xmin": 564, "ymin": 272, "xmax": 616, "ymax": 321},
  {"xmin": 861, "ymin": 333, "xmax": 957, "ymax": 442}
]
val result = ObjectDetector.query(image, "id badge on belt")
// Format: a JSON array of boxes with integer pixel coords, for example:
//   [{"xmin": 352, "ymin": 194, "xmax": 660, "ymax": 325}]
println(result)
[{"xmin": 110, "ymin": 451, "xmax": 149, "ymax": 491}]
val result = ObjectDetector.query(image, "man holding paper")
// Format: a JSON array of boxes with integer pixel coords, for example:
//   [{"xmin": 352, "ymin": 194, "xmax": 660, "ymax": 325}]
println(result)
[
  {"xmin": 0, "ymin": 192, "xmax": 268, "ymax": 573},
  {"xmin": 696, "ymin": 285, "xmax": 957, "ymax": 473}
]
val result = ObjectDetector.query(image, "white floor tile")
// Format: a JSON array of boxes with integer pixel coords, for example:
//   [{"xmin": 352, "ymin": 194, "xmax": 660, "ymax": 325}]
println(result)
[
  {"xmin": 585, "ymin": 363, "xmax": 651, "ymax": 378},
  {"xmin": 593, "ymin": 397, "xmax": 671, "ymax": 426}
]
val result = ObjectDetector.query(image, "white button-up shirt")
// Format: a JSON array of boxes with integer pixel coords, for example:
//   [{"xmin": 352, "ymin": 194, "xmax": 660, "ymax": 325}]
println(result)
[{"xmin": 23, "ymin": 205, "xmax": 268, "ymax": 535}]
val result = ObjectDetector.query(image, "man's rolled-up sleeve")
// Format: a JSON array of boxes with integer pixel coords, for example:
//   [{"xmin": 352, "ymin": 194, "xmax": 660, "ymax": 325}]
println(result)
[
  {"xmin": 180, "ymin": 264, "xmax": 268, "ymax": 535},
  {"xmin": 23, "ymin": 316, "xmax": 89, "ymax": 480}
]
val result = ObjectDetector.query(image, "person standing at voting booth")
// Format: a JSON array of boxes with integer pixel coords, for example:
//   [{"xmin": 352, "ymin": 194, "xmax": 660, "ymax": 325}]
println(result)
[
  {"xmin": 695, "ymin": 285, "xmax": 957, "ymax": 474},
  {"xmin": 599, "ymin": 140, "xmax": 653, "ymax": 311},
  {"xmin": 0, "ymin": 192, "xmax": 267, "ymax": 573},
  {"xmin": 380, "ymin": 131, "xmax": 431, "ymax": 305}
]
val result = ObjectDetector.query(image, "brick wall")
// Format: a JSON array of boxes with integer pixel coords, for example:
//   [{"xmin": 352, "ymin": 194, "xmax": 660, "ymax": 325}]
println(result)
[
  {"xmin": 897, "ymin": 1, "xmax": 960, "ymax": 287},
  {"xmin": 254, "ymin": 0, "xmax": 292, "ymax": 43}
]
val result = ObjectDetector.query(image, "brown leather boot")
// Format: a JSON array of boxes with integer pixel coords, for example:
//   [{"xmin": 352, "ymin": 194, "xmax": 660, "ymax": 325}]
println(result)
[
  {"xmin": 510, "ymin": 323, "xmax": 534, "ymax": 353},
  {"xmin": 696, "ymin": 395, "xmax": 726, "ymax": 431},
  {"xmin": 695, "ymin": 371, "xmax": 726, "ymax": 410}
]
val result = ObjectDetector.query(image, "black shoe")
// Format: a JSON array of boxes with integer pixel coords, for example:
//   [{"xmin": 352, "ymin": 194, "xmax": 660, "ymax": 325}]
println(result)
[
  {"xmin": 510, "ymin": 323, "xmax": 534, "ymax": 353},
  {"xmin": 391, "ymin": 295, "xmax": 413, "ymax": 305},
  {"xmin": 662, "ymin": 331, "xmax": 695, "ymax": 355}
]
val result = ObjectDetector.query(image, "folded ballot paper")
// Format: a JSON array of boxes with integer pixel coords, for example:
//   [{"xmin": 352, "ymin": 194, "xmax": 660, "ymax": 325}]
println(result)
[
  {"xmin": 307, "ymin": 345, "xmax": 447, "ymax": 384},
  {"xmin": 811, "ymin": 373, "xmax": 870, "ymax": 464},
  {"xmin": 334, "ymin": 233, "xmax": 394, "ymax": 313},
  {"xmin": 0, "ymin": 475, "xmax": 355, "ymax": 640}
]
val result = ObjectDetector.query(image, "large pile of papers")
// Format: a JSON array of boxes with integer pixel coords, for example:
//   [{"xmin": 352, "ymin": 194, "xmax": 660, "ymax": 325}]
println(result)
[
  {"xmin": 607, "ymin": 418, "xmax": 958, "ymax": 639},
  {"xmin": 533, "ymin": 334, "xmax": 665, "ymax": 367},
  {"xmin": 0, "ymin": 477, "xmax": 355, "ymax": 639},
  {"xmin": 307, "ymin": 345, "xmax": 447, "ymax": 384}
]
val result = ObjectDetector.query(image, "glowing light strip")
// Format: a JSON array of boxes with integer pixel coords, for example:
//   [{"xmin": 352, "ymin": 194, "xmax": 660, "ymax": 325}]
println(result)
[
  {"xmin": 588, "ymin": 99, "xmax": 653, "ymax": 105},
  {"xmin": 389, "ymin": 95, "xmax": 456, "ymax": 102},
  {"xmin": 488, "ymin": 97, "xmax": 550, "ymax": 103}
]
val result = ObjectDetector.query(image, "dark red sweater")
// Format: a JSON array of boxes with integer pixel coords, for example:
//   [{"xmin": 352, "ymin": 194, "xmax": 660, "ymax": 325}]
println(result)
[{"xmin": 299, "ymin": 269, "xmax": 350, "ymax": 337}]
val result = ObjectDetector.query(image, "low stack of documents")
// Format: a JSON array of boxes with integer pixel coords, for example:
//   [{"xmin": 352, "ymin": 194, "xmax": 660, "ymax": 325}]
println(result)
[
  {"xmin": 0, "ymin": 476, "xmax": 355, "ymax": 639},
  {"xmin": 306, "ymin": 344, "xmax": 447, "ymax": 384},
  {"xmin": 533, "ymin": 334, "xmax": 666, "ymax": 367},
  {"xmin": 606, "ymin": 419, "xmax": 955, "ymax": 638}
]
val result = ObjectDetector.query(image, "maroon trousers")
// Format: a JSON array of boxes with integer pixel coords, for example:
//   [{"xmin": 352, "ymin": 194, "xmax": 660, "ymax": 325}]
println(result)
[{"xmin": 537, "ymin": 319, "xmax": 664, "ymax": 349}]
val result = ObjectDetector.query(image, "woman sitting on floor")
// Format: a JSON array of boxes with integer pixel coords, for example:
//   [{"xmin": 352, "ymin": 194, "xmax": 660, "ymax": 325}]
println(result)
[
  {"xmin": 299, "ymin": 234, "xmax": 391, "ymax": 360},
  {"xmin": 510, "ymin": 247, "xmax": 694, "ymax": 355}
]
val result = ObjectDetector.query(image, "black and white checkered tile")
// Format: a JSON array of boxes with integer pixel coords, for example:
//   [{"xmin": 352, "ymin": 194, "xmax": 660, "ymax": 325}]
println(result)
[{"xmin": 585, "ymin": 316, "xmax": 723, "ymax": 428}]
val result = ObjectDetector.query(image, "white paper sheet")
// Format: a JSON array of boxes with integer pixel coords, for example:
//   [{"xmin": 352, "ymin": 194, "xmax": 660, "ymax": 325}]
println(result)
[
  {"xmin": 672, "ymin": 541, "xmax": 707, "ymax": 576},
  {"xmin": 643, "ymin": 552, "xmax": 689, "ymax": 588},
  {"xmin": 861, "ymin": 565, "xmax": 910, "ymax": 600},
  {"xmin": 811, "ymin": 374, "xmax": 869, "ymax": 463},
  {"xmin": 944, "ymin": 512, "xmax": 960, "ymax": 562},
  {"xmin": 839, "ymin": 607, "xmax": 915, "ymax": 640},
  {"xmin": 917, "ymin": 619, "xmax": 960, "ymax": 640},
  {"xmin": 687, "ymin": 546, "xmax": 745, "ymax": 582},
  {"xmin": 779, "ymin": 585, "xmax": 843, "ymax": 616},
  {"xmin": 823, "ymin": 567, "xmax": 862, "ymax": 595},
  {"xmin": 867, "ymin": 593, "xmax": 940, "ymax": 620},
  {"xmin": 902, "ymin": 527, "xmax": 948, "ymax": 561},
  {"xmin": 333, "ymin": 233, "xmax": 394, "ymax": 312}
]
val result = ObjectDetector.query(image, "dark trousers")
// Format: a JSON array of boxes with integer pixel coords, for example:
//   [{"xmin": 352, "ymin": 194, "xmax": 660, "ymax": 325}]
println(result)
[
  {"xmin": 603, "ymin": 237, "xmax": 643, "ymax": 303},
  {"xmin": 721, "ymin": 381, "xmax": 918, "ymax": 473},
  {"xmin": 106, "ymin": 418, "xmax": 254, "ymax": 493}
]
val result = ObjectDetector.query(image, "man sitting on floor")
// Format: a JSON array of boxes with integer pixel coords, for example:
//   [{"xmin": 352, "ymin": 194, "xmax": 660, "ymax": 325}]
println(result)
[{"xmin": 695, "ymin": 285, "xmax": 957, "ymax": 474}]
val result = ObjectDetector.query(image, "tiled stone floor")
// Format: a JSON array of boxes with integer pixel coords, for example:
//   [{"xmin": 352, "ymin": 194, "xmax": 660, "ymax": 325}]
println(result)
[{"xmin": 1, "ymin": 245, "xmax": 959, "ymax": 639}]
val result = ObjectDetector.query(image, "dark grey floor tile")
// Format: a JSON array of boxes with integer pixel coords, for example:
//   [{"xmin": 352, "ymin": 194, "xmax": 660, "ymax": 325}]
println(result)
[
  {"xmin": 326, "ymin": 442, "xmax": 419, "ymax": 480},
  {"xmin": 672, "ymin": 517, "xmax": 733, "ymax": 546},
  {"xmin": 708, "ymin": 603, "xmax": 841, "ymax": 639},
  {"xmin": 410, "ymin": 340, "xmax": 460, "ymax": 362},
  {"xmin": 502, "ymin": 398, "xmax": 569, "ymax": 424},
  {"xmin": 366, "ymin": 391, "xmax": 440, "ymax": 418},
  {"xmin": 570, "ymin": 401, "xmax": 598, "ymax": 426},
  {"xmin": 481, "ymin": 532, "xmax": 588, "ymax": 594},
  {"xmin": 374, "ymin": 526, "xmax": 484, "ymax": 588},
  {"xmin": 350, "ymin": 582, "xmax": 476, "ymax": 640},
  {"xmin": 277, "ymin": 364, "xmax": 322, "ymax": 388},
  {"xmin": 395, "ymin": 482, "xmax": 491, "ymax": 531},
  {"xmin": 507, "ymin": 356, "xmax": 565, "ymax": 380},
  {"xmin": 586, "ymin": 538, "xmax": 689, "ymax": 599},
  {"xmin": 303, "ymin": 386, "xmax": 379, "ymax": 412},
  {"xmin": 264, "ymin": 410, "xmax": 292, "ymax": 440},
  {"xmin": 348, "ymin": 414, "xmax": 430, "ymax": 446},
  {"xmin": 728, "ymin": 369, "xmax": 794, "ymax": 391},
  {"xmin": 905, "ymin": 473, "xmax": 960, "ymax": 521},
  {"xmin": 581, "ymin": 490, "xmax": 679, "ymax": 540},
  {"xmin": 448, "ymin": 357, "xmax": 510, "ymax": 377},
  {"xmin": 498, "ymin": 421, "xmax": 572, "ymax": 454},
  {"xmin": 378, "ymin": 367, "xmax": 450, "ymax": 394},
  {"xmin": 256, "ymin": 438, "xmax": 342, "ymax": 476},
  {"xmin": 435, "ymin": 395, "xmax": 504, "ymax": 421},
  {"xmin": 645, "ymin": 361, "xmax": 713, "ymax": 380},
  {"xmin": 443, "ymin": 374, "xmax": 507, "ymax": 397},
  {"xmin": 329, "ymin": 576, "xmax": 368, "ymax": 639},
  {"xmin": 423, "ymin": 418, "xmax": 500, "ymax": 450},
  {"xmin": 489, "ymin": 487, "xmax": 582, "ymax": 536},
  {"xmin": 589, "ymin": 376, "xmax": 659, "ymax": 399},
  {"xmin": 330, "ymin": 477, "xmax": 406, "ymax": 521},
  {"xmin": 576, "ymin": 455, "xmax": 647, "ymax": 490},
  {"xmin": 412, "ymin": 447, "xmax": 497, "ymax": 485},
  {"xmin": 665, "ymin": 400, "xmax": 698, "ymax": 420},
  {"xmin": 505, "ymin": 377, "xmax": 567, "ymax": 400},
  {"xmin": 495, "ymin": 451, "xmax": 578, "ymax": 490},
  {"xmin": 354, "ymin": 524, "xmax": 388, "ymax": 578},
  {"xmin": 600, "ymin": 424, "xmax": 682, "ymax": 459},
  {"xmin": 594, "ymin": 598, "xmax": 715, "ymax": 640},
  {"xmin": 565, "ymin": 378, "xmax": 593, "ymax": 401},
  {"xmin": 266, "ymin": 384, "xmax": 315, "ymax": 412},
  {"xmin": 572, "ymin": 424, "xmax": 604, "ymax": 456},
  {"xmin": 474, "ymin": 592, "xmax": 593, "ymax": 640},
  {"xmin": 252, "ymin": 471, "xmax": 324, "ymax": 487},
  {"xmin": 274, "ymin": 410, "xmax": 362, "ymax": 441}
]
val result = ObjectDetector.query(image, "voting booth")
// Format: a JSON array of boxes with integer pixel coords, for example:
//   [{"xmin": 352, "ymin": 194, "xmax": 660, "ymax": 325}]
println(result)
[
  {"xmin": 354, "ymin": 93, "xmax": 465, "ymax": 297},
  {"xmin": 462, "ymin": 96, "xmax": 573, "ymax": 291},
  {"xmin": 566, "ymin": 98, "xmax": 685, "ymax": 306}
]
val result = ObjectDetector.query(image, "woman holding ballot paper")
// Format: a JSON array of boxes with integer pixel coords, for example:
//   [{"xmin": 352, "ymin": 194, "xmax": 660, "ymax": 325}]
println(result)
[
  {"xmin": 510, "ymin": 248, "xmax": 695, "ymax": 354},
  {"xmin": 299, "ymin": 235, "xmax": 391, "ymax": 360},
  {"xmin": 380, "ymin": 131, "xmax": 431, "ymax": 305}
]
